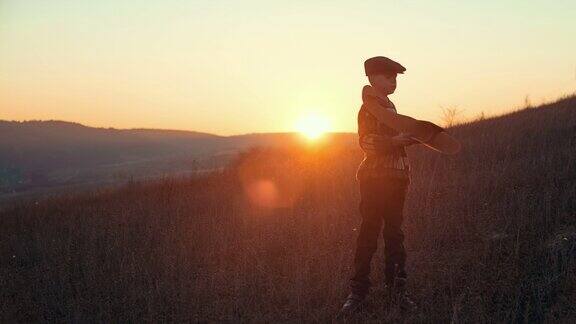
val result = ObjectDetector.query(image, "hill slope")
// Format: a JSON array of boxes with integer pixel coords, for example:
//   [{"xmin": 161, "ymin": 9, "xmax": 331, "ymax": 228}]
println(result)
[{"xmin": 1, "ymin": 95, "xmax": 575, "ymax": 322}]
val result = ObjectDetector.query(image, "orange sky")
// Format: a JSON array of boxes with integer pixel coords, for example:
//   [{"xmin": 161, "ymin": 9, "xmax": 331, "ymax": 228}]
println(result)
[{"xmin": 1, "ymin": 1, "xmax": 575, "ymax": 135}]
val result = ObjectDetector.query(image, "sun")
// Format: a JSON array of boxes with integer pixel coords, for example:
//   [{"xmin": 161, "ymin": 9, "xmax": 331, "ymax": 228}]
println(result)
[{"xmin": 295, "ymin": 114, "xmax": 331, "ymax": 140}]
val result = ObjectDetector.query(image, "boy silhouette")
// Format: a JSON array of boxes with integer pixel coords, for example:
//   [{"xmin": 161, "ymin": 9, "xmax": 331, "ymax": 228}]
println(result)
[{"xmin": 339, "ymin": 56, "xmax": 418, "ymax": 317}]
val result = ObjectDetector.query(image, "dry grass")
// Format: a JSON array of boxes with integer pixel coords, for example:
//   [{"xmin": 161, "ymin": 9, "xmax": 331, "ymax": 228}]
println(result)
[{"xmin": 2, "ymin": 95, "xmax": 576, "ymax": 323}]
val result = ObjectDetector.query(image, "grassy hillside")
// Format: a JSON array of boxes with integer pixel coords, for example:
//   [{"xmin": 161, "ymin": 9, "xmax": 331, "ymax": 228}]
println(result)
[{"xmin": 1, "ymin": 95, "xmax": 575, "ymax": 322}]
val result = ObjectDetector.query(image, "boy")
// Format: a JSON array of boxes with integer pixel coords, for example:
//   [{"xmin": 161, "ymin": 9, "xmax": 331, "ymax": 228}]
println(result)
[{"xmin": 339, "ymin": 56, "xmax": 418, "ymax": 316}]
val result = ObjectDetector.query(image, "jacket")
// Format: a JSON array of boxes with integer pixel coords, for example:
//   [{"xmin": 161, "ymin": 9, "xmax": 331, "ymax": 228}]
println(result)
[{"xmin": 355, "ymin": 89, "xmax": 411, "ymax": 184}]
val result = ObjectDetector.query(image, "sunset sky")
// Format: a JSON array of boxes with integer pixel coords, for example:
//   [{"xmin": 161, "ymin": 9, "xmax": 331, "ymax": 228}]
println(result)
[{"xmin": 1, "ymin": 0, "xmax": 575, "ymax": 135}]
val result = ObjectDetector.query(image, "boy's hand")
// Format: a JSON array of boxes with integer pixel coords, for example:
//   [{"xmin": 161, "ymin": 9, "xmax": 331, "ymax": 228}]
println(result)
[{"xmin": 391, "ymin": 133, "xmax": 419, "ymax": 147}]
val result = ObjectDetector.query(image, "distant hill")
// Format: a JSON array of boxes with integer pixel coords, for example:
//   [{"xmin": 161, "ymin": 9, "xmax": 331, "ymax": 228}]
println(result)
[{"xmin": 0, "ymin": 120, "xmax": 355, "ymax": 197}]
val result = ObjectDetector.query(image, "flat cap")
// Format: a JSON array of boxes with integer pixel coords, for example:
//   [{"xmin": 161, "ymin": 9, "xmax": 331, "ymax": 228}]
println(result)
[{"xmin": 364, "ymin": 56, "xmax": 406, "ymax": 76}]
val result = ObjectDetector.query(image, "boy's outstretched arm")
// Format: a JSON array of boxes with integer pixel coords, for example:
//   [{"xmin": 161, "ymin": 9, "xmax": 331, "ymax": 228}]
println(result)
[
  {"xmin": 358, "ymin": 106, "xmax": 418, "ymax": 155},
  {"xmin": 359, "ymin": 133, "xmax": 417, "ymax": 155},
  {"xmin": 362, "ymin": 96, "xmax": 444, "ymax": 144}
]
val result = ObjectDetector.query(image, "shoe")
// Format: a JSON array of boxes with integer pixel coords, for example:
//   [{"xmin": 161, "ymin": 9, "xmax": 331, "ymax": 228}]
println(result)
[{"xmin": 336, "ymin": 292, "xmax": 365, "ymax": 319}]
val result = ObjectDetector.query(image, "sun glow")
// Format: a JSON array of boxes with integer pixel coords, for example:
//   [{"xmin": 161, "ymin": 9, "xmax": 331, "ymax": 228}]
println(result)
[{"xmin": 295, "ymin": 114, "xmax": 331, "ymax": 140}]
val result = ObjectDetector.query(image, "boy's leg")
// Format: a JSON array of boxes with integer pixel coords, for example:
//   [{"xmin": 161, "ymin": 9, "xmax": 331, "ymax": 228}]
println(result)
[
  {"xmin": 381, "ymin": 179, "xmax": 417, "ymax": 310},
  {"xmin": 382, "ymin": 179, "xmax": 409, "ymax": 287},
  {"xmin": 349, "ymin": 178, "xmax": 384, "ymax": 297}
]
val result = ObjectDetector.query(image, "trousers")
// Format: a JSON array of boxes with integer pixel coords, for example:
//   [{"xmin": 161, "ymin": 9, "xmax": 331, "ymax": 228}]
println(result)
[{"xmin": 350, "ymin": 176, "xmax": 409, "ymax": 296}]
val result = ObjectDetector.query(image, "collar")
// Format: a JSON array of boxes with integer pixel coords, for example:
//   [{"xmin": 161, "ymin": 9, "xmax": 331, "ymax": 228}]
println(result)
[
  {"xmin": 362, "ymin": 85, "xmax": 393, "ymax": 109},
  {"xmin": 373, "ymin": 87, "xmax": 389, "ymax": 103}
]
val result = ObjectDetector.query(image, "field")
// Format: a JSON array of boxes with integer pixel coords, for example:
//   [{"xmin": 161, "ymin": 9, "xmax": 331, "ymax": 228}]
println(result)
[{"xmin": 2, "ymin": 95, "xmax": 575, "ymax": 322}]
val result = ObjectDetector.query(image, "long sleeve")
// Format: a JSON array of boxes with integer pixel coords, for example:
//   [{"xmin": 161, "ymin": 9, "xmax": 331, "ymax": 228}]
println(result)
[
  {"xmin": 359, "ymin": 133, "xmax": 396, "ymax": 154},
  {"xmin": 358, "ymin": 107, "xmax": 398, "ymax": 155}
]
